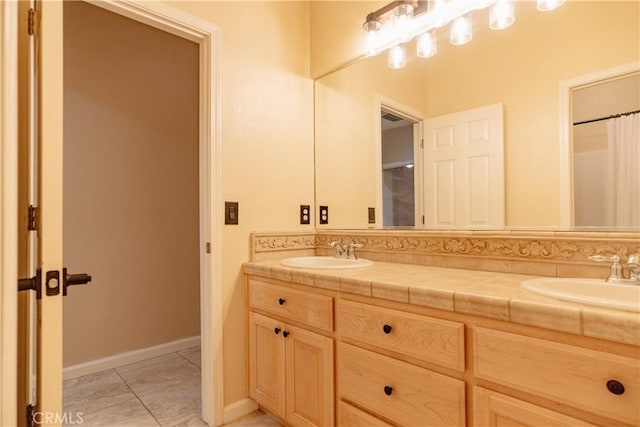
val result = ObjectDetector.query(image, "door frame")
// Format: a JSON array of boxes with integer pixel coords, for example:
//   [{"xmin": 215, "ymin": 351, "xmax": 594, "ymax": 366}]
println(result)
[
  {"xmin": 1, "ymin": 0, "xmax": 224, "ymax": 425},
  {"xmin": 374, "ymin": 95, "xmax": 425, "ymax": 228},
  {"xmin": 89, "ymin": 2, "xmax": 224, "ymax": 425},
  {"xmin": 557, "ymin": 60, "xmax": 640, "ymax": 228},
  {"xmin": 1, "ymin": 0, "xmax": 19, "ymax": 425}
]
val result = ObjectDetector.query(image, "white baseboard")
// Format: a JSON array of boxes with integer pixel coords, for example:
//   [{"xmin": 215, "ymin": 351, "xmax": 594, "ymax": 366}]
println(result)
[
  {"xmin": 63, "ymin": 336, "xmax": 201, "ymax": 381},
  {"xmin": 223, "ymin": 398, "xmax": 259, "ymax": 424}
]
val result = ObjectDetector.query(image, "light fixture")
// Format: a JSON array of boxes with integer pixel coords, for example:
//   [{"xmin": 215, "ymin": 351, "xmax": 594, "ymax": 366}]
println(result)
[
  {"xmin": 416, "ymin": 31, "xmax": 437, "ymax": 58},
  {"xmin": 363, "ymin": 18, "xmax": 382, "ymax": 56},
  {"xmin": 388, "ymin": 44, "xmax": 407, "ymax": 69},
  {"xmin": 490, "ymin": 0, "xmax": 515, "ymax": 30},
  {"xmin": 450, "ymin": 13, "xmax": 472, "ymax": 45},
  {"xmin": 393, "ymin": 1, "xmax": 415, "ymax": 42},
  {"xmin": 537, "ymin": 0, "xmax": 565, "ymax": 12},
  {"xmin": 363, "ymin": 0, "xmax": 565, "ymax": 69}
]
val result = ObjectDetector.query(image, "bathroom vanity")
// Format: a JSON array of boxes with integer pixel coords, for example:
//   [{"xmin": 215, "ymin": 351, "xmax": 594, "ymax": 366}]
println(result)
[{"xmin": 244, "ymin": 259, "xmax": 639, "ymax": 427}]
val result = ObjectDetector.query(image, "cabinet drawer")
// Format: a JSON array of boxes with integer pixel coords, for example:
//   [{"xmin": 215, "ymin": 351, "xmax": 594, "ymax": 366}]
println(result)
[
  {"xmin": 338, "ymin": 342, "xmax": 465, "ymax": 427},
  {"xmin": 474, "ymin": 327, "xmax": 640, "ymax": 426},
  {"xmin": 338, "ymin": 401, "xmax": 392, "ymax": 427},
  {"xmin": 249, "ymin": 279, "xmax": 333, "ymax": 332},
  {"xmin": 473, "ymin": 386, "xmax": 597, "ymax": 427},
  {"xmin": 338, "ymin": 299, "xmax": 464, "ymax": 371}
]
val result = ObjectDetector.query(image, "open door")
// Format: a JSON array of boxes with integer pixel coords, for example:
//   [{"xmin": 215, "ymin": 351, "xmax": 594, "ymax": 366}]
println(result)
[
  {"xmin": 35, "ymin": 1, "xmax": 64, "ymax": 422},
  {"xmin": 17, "ymin": 3, "xmax": 91, "ymax": 425}
]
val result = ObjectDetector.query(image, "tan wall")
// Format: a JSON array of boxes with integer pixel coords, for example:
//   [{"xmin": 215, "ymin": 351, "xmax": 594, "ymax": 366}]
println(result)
[
  {"xmin": 314, "ymin": 1, "xmax": 640, "ymax": 227},
  {"xmin": 63, "ymin": 2, "xmax": 201, "ymax": 366},
  {"xmin": 167, "ymin": 1, "xmax": 315, "ymax": 406},
  {"xmin": 310, "ymin": 1, "xmax": 385, "ymax": 78}
]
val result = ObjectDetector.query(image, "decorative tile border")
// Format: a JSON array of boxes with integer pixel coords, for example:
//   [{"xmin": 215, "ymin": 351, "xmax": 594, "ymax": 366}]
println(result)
[
  {"xmin": 315, "ymin": 230, "xmax": 640, "ymax": 263},
  {"xmin": 250, "ymin": 230, "xmax": 640, "ymax": 277}
]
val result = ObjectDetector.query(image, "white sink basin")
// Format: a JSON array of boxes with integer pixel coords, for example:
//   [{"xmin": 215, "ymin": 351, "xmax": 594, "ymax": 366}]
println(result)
[
  {"xmin": 522, "ymin": 278, "xmax": 640, "ymax": 312},
  {"xmin": 280, "ymin": 256, "xmax": 373, "ymax": 270}
]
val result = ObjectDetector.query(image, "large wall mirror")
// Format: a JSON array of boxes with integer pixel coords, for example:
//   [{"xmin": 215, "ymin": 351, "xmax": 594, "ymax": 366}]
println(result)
[{"xmin": 314, "ymin": 1, "xmax": 639, "ymax": 230}]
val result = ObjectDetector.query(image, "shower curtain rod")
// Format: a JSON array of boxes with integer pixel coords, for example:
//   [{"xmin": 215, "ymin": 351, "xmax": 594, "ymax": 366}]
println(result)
[{"xmin": 573, "ymin": 109, "xmax": 640, "ymax": 126}]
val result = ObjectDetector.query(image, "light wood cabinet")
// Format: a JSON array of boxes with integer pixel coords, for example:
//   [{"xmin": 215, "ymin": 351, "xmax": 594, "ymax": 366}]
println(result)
[
  {"xmin": 338, "ymin": 299, "xmax": 465, "ymax": 371},
  {"xmin": 248, "ymin": 280, "xmax": 335, "ymax": 427},
  {"xmin": 247, "ymin": 274, "xmax": 639, "ymax": 427},
  {"xmin": 339, "ymin": 342, "xmax": 465, "ymax": 427},
  {"xmin": 473, "ymin": 387, "xmax": 598, "ymax": 427},
  {"xmin": 473, "ymin": 327, "xmax": 640, "ymax": 426}
]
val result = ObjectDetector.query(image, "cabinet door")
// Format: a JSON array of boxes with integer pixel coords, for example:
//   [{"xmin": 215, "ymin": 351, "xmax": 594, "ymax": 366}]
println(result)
[
  {"xmin": 473, "ymin": 387, "xmax": 597, "ymax": 427},
  {"xmin": 285, "ymin": 324, "xmax": 334, "ymax": 427},
  {"xmin": 249, "ymin": 312, "xmax": 286, "ymax": 419}
]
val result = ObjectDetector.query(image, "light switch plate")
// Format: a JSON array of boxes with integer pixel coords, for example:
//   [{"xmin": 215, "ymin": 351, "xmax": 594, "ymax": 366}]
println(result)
[{"xmin": 225, "ymin": 201, "xmax": 238, "ymax": 225}]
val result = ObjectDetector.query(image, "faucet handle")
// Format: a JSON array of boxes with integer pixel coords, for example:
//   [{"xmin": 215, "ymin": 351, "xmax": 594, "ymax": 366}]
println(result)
[
  {"xmin": 627, "ymin": 254, "xmax": 640, "ymax": 281},
  {"xmin": 589, "ymin": 254, "xmax": 623, "ymax": 282},
  {"xmin": 329, "ymin": 241, "xmax": 346, "ymax": 257},
  {"xmin": 347, "ymin": 242, "xmax": 364, "ymax": 259},
  {"xmin": 627, "ymin": 253, "xmax": 640, "ymax": 268}
]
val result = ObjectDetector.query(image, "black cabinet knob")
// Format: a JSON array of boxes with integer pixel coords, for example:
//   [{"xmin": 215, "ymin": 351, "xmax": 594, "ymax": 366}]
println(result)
[
  {"xmin": 607, "ymin": 380, "xmax": 625, "ymax": 395},
  {"xmin": 384, "ymin": 385, "xmax": 393, "ymax": 396},
  {"xmin": 274, "ymin": 327, "xmax": 281, "ymax": 335},
  {"xmin": 278, "ymin": 298, "xmax": 286, "ymax": 306},
  {"xmin": 283, "ymin": 330, "xmax": 290, "ymax": 338},
  {"xmin": 382, "ymin": 324, "xmax": 392, "ymax": 334}
]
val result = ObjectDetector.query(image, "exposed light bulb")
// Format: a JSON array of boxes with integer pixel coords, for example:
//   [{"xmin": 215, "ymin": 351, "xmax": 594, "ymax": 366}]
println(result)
[
  {"xmin": 450, "ymin": 14, "xmax": 473, "ymax": 45},
  {"xmin": 393, "ymin": 2, "xmax": 415, "ymax": 43},
  {"xmin": 388, "ymin": 44, "xmax": 407, "ymax": 69},
  {"xmin": 537, "ymin": 0, "xmax": 565, "ymax": 12},
  {"xmin": 417, "ymin": 31, "xmax": 437, "ymax": 58},
  {"xmin": 363, "ymin": 18, "xmax": 382, "ymax": 56},
  {"xmin": 490, "ymin": 0, "xmax": 515, "ymax": 30}
]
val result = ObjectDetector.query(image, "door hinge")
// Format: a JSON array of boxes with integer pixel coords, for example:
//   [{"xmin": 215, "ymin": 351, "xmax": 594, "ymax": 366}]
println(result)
[
  {"xmin": 421, "ymin": 139, "xmax": 424, "ymax": 149},
  {"xmin": 27, "ymin": 205, "xmax": 38, "ymax": 231},
  {"xmin": 421, "ymin": 215, "xmax": 425, "ymax": 225},
  {"xmin": 28, "ymin": 8, "xmax": 38, "ymax": 36},
  {"xmin": 26, "ymin": 404, "xmax": 34, "ymax": 427},
  {"xmin": 206, "ymin": 242, "xmax": 211, "ymax": 254}
]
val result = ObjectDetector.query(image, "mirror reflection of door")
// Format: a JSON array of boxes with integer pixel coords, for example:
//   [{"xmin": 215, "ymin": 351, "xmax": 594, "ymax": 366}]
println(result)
[
  {"xmin": 381, "ymin": 110, "xmax": 417, "ymax": 227},
  {"xmin": 572, "ymin": 72, "xmax": 640, "ymax": 227}
]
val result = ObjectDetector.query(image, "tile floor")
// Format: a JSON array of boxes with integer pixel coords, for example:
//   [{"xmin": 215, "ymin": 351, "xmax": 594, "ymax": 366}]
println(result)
[{"xmin": 62, "ymin": 346, "xmax": 279, "ymax": 427}]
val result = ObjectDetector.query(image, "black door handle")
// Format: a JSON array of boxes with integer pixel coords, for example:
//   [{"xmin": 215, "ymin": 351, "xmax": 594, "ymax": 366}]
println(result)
[
  {"xmin": 17, "ymin": 269, "xmax": 42, "ymax": 299},
  {"xmin": 63, "ymin": 268, "xmax": 92, "ymax": 296}
]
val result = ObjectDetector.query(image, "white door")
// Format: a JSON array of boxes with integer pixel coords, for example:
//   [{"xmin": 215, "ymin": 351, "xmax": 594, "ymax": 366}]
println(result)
[
  {"xmin": 424, "ymin": 103, "xmax": 504, "ymax": 227},
  {"xmin": 37, "ymin": 0, "xmax": 65, "ymax": 421}
]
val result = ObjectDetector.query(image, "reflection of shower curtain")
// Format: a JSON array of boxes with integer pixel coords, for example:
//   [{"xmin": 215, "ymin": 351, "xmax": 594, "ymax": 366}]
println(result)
[{"xmin": 606, "ymin": 113, "xmax": 640, "ymax": 227}]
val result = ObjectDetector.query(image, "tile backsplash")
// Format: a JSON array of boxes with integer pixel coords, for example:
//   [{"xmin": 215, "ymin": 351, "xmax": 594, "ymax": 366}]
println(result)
[{"xmin": 250, "ymin": 230, "xmax": 640, "ymax": 278}]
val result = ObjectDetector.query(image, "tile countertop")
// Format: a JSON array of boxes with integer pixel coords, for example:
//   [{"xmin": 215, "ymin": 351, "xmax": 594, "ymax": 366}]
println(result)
[{"xmin": 242, "ymin": 259, "xmax": 640, "ymax": 347}]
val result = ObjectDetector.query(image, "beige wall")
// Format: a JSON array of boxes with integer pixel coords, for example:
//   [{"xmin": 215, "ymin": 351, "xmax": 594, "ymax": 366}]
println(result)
[
  {"xmin": 167, "ymin": 1, "xmax": 315, "ymax": 406},
  {"xmin": 314, "ymin": 1, "xmax": 640, "ymax": 227},
  {"xmin": 63, "ymin": 2, "xmax": 201, "ymax": 366},
  {"xmin": 310, "ymin": 1, "xmax": 385, "ymax": 78}
]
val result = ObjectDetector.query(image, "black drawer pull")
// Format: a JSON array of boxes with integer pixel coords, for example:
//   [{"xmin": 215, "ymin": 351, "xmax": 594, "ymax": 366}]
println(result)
[
  {"xmin": 278, "ymin": 297, "xmax": 286, "ymax": 305},
  {"xmin": 607, "ymin": 380, "xmax": 625, "ymax": 395},
  {"xmin": 283, "ymin": 330, "xmax": 290, "ymax": 338},
  {"xmin": 274, "ymin": 327, "xmax": 281, "ymax": 335},
  {"xmin": 384, "ymin": 385, "xmax": 393, "ymax": 396},
  {"xmin": 382, "ymin": 324, "xmax": 392, "ymax": 334}
]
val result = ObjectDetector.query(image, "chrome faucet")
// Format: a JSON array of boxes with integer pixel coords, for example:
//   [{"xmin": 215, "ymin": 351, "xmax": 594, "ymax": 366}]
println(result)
[
  {"xmin": 346, "ymin": 241, "xmax": 364, "ymax": 259},
  {"xmin": 329, "ymin": 241, "xmax": 347, "ymax": 258},
  {"xmin": 329, "ymin": 240, "xmax": 364, "ymax": 259},
  {"xmin": 588, "ymin": 254, "xmax": 640, "ymax": 285}
]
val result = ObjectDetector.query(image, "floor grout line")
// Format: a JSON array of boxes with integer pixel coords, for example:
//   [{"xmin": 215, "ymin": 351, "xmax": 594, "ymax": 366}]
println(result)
[{"xmin": 64, "ymin": 348, "xmax": 204, "ymax": 426}]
